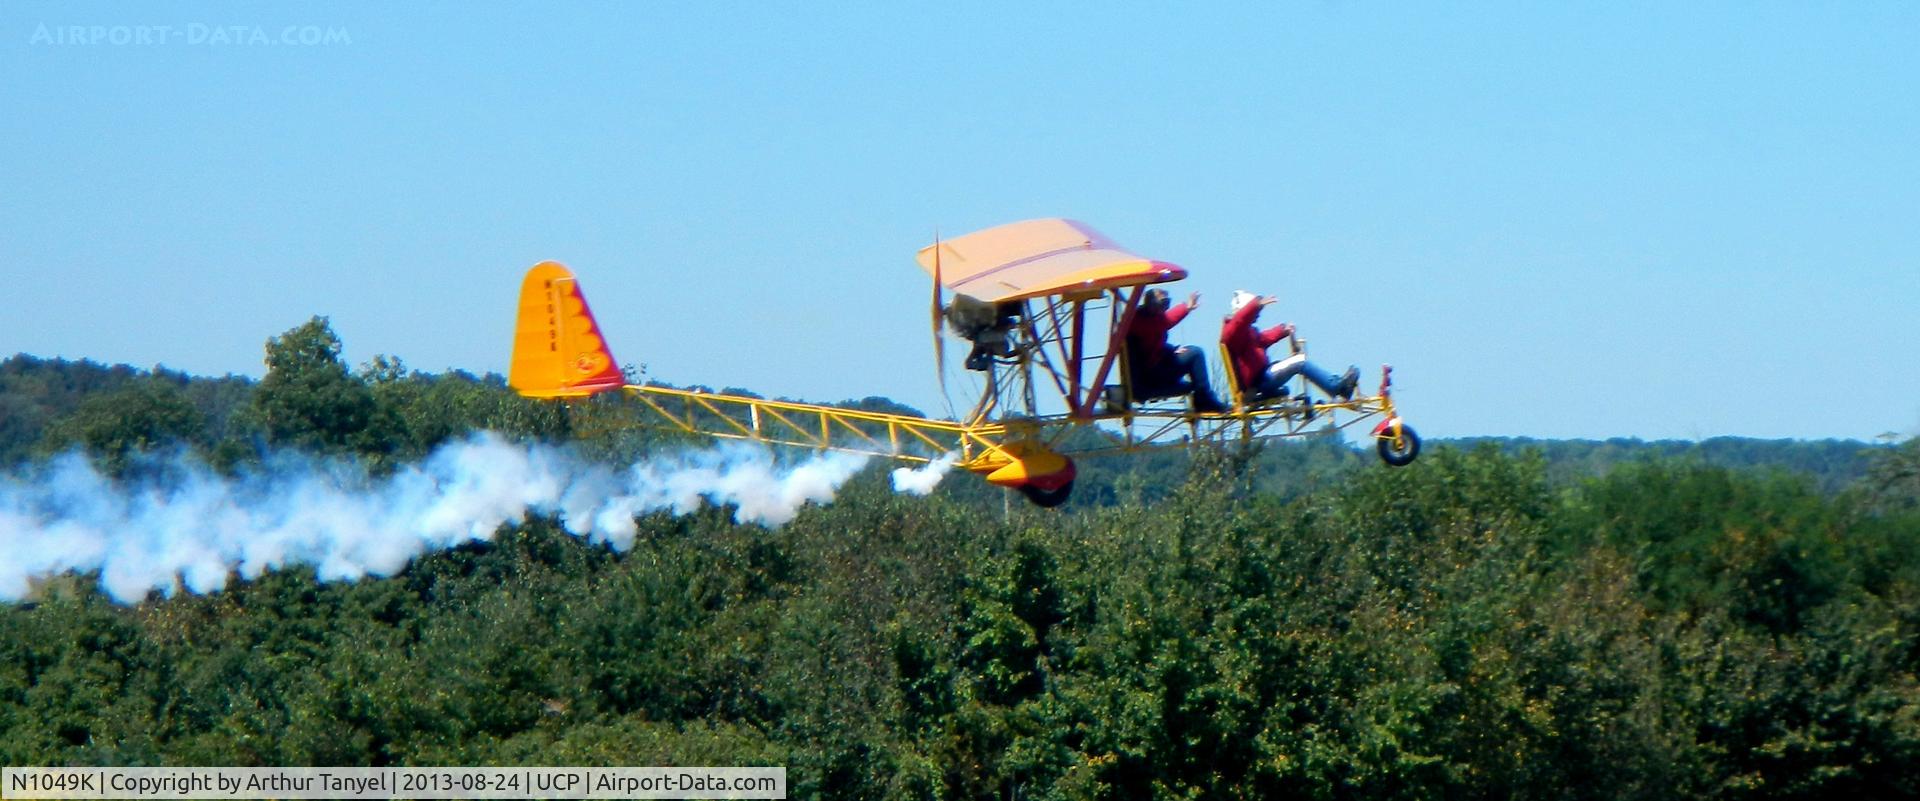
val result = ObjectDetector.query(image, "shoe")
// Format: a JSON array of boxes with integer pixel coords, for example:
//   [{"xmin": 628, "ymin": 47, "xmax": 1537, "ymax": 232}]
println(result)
[
  {"xmin": 1336, "ymin": 366, "xmax": 1360, "ymax": 401},
  {"xmin": 1193, "ymin": 394, "xmax": 1226, "ymax": 415}
]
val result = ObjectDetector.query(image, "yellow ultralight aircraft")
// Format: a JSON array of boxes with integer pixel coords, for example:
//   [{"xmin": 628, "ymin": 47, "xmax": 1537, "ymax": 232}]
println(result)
[{"xmin": 507, "ymin": 218, "xmax": 1419, "ymax": 507}]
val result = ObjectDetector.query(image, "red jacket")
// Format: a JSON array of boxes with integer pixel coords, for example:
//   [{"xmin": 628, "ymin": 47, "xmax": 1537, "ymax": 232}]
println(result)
[
  {"xmin": 1125, "ymin": 301, "xmax": 1192, "ymax": 371},
  {"xmin": 1220, "ymin": 303, "xmax": 1293, "ymax": 390}
]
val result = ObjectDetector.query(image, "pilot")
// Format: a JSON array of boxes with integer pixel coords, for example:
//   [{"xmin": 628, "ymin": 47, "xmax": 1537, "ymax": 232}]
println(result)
[
  {"xmin": 1125, "ymin": 288, "xmax": 1225, "ymax": 413},
  {"xmin": 1221, "ymin": 290, "xmax": 1359, "ymax": 403}
]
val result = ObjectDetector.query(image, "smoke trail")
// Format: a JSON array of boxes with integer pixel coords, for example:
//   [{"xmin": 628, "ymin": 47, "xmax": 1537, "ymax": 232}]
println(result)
[
  {"xmin": 890, "ymin": 452, "xmax": 959, "ymax": 496},
  {"xmin": 0, "ymin": 434, "xmax": 870, "ymax": 604}
]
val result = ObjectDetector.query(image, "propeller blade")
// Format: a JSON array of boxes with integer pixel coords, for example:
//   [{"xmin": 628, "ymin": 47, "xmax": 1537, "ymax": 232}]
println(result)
[{"xmin": 931, "ymin": 233, "xmax": 949, "ymax": 406}]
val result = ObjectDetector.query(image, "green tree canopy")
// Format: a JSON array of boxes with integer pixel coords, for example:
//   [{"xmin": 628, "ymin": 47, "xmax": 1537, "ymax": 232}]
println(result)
[
  {"xmin": 249, "ymin": 317, "xmax": 391, "ymax": 456},
  {"xmin": 38, "ymin": 379, "xmax": 206, "ymax": 477}
]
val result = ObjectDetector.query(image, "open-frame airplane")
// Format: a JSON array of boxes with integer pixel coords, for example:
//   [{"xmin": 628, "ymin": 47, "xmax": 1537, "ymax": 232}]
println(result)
[{"xmin": 507, "ymin": 218, "xmax": 1419, "ymax": 507}]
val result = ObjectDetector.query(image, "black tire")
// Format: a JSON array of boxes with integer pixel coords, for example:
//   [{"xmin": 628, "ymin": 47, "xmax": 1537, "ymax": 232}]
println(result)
[
  {"xmin": 1377, "ymin": 424, "xmax": 1421, "ymax": 467},
  {"xmin": 1019, "ymin": 480, "xmax": 1074, "ymax": 508}
]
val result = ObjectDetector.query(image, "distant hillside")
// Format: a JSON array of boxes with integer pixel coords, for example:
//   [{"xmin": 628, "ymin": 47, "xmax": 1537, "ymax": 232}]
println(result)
[
  {"xmin": 0, "ymin": 348, "xmax": 1891, "ymax": 497},
  {"xmin": 0, "ymin": 355, "xmax": 254, "ymax": 467},
  {"xmin": 1443, "ymin": 436, "xmax": 1884, "ymax": 493}
]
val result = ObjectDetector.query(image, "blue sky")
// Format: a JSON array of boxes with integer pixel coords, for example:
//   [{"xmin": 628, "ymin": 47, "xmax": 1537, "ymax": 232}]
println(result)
[{"xmin": 2, "ymin": 2, "xmax": 1914, "ymax": 440}]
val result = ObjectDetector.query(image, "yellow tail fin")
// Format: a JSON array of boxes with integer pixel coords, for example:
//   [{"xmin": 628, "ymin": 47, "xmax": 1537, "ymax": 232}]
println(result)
[{"xmin": 508, "ymin": 262, "xmax": 625, "ymax": 398}]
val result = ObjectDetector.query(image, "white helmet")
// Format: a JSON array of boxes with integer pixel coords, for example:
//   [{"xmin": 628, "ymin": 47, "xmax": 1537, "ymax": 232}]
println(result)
[{"xmin": 1229, "ymin": 290, "xmax": 1260, "ymax": 315}]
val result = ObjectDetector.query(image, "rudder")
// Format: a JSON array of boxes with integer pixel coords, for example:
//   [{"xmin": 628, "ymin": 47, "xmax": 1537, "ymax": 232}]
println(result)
[{"xmin": 509, "ymin": 261, "xmax": 626, "ymax": 398}]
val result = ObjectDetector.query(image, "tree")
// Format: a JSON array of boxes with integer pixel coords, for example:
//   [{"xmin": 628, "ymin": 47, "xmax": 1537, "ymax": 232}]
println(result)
[
  {"xmin": 1864, "ymin": 437, "xmax": 1920, "ymax": 513},
  {"xmin": 249, "ymin": 317, "xmax": 391, "ymax": 455},
  {"xmin": 39, "ymin": 379, "xmax": 206, "ymax": 477}
]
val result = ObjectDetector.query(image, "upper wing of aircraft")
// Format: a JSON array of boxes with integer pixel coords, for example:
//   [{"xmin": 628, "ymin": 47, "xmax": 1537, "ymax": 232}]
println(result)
[{"xmin": 914, "ymin": 218, "xmax": 1187, "ymax": 302}]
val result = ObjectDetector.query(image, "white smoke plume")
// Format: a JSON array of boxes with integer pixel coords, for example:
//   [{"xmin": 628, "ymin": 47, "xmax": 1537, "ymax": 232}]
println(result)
[
  {"xmin": 0, "ymin": 434, "xmax": 871, "ymax": 604},
  {"xmin": 890, "ymin": 451, "xmax": 959, "ymax": 496}
]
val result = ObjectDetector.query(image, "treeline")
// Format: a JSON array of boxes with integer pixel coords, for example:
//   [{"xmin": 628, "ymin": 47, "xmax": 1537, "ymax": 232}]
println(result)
[
  {"xmin": 3, "ymin": 319, "xmax": 1920, "ymax": 798},
  {"xmin": 1, "ymin": 318, "xmax": 571, "ymax": 476},
  {"xmin": 0, "ymin": 327, "xmax": 1894, "ymax": 501},
  {"xmin": 1451, "ymin": 436, "xmax": 1882, "ymax": 493}
]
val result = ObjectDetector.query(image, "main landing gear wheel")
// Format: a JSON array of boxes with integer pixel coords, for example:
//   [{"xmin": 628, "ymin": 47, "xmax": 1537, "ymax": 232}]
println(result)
[
  {"xmin": 1377, "ymin": 425, "xmax": 1421, "ymax": 467},
  {"xmin": 1018, "ymin": 480, "xmax": 1075, "ymax": 508}
]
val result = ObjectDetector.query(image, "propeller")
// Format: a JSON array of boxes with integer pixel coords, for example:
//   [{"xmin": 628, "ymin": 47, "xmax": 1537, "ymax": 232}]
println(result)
[{"xmin": 930, "ymin": 232, "xmax": 950, "ymax": 411}]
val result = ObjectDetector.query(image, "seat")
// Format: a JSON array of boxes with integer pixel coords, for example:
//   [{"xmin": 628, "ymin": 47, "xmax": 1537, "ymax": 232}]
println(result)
[
  {"xmin": 1218, "ymin": 344, "xmax": 1294, "ymax": 413},
  {"xmin": 1107, "ymin": 345, "xmax": 1199, "ymax": 413}
]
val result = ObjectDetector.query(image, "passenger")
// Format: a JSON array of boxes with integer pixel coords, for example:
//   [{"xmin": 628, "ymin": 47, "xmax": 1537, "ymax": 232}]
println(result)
[
  {"xmin": 1220, "ymin": 290, "xmax": 1359, "ymax": 403},
  {"xmin": 1125, "ymin": 288, "xmax": 1225, "ymax": 413}
]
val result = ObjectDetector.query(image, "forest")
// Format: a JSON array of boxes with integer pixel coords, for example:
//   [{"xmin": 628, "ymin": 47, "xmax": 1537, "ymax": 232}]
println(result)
[{"xmin": 3, "ymin": 317, "xmax": 1918, "ymax": 799}]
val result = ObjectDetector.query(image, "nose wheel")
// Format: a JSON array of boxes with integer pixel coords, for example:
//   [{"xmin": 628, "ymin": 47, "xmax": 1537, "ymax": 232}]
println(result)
[{"xmin": 1376, "ymin": 424, "xmax": 1421, "ymax": 467}]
